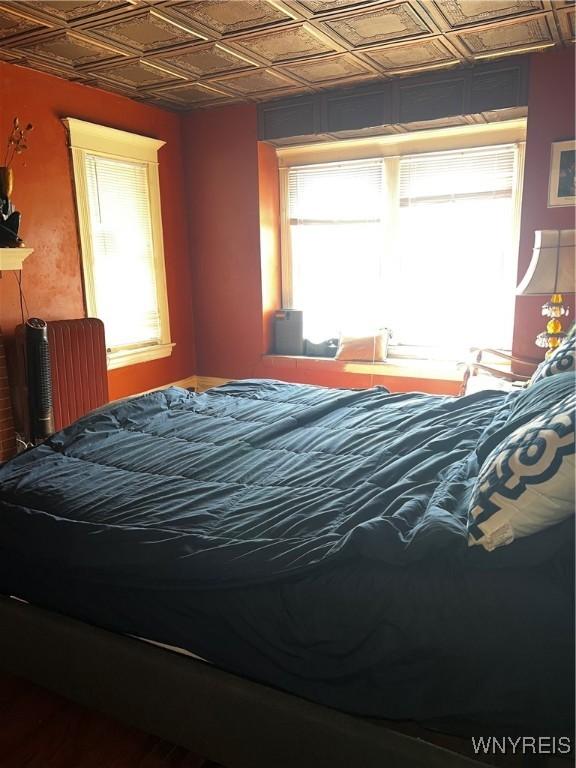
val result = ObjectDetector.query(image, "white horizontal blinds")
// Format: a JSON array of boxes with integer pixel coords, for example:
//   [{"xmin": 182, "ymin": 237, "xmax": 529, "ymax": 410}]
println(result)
[
  {"xmin": 288, "ymin": 159, "xmax": 385, "ymax": 341},
  {"xmin": 288, "ymin": 159, "xmax": 384, "ymax": 223},
  {"xmin": 400, "ymin": 144, "xmax": 516, "ymax": 204},
  {"xmin": 395, "ymin": 143, "xmax": 519, "ymax": 350},
  {"xmin": 84, "ymin": 153, "xmax": 161, "ymax": 349}
]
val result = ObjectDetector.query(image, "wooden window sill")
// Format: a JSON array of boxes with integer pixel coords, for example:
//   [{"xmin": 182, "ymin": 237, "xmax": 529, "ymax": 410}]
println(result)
[
  {"xmin": 262, "ymin": 355, "xmax": 462, "ymax": 383},
  {"xmin": 107, "ymin": 342, "xmax": 175, "ymax": 370}
]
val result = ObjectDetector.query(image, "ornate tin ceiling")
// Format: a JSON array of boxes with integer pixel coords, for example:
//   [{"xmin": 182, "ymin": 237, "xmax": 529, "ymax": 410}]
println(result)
[{"xmin": 0, "ymin": 0, "xmax": 573, "ymax": 111}]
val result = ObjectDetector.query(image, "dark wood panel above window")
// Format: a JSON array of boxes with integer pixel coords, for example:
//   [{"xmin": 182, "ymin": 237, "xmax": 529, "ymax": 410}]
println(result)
[
  {"xmin": 258, "ymin": 56, "xmax": 529, "ymax": 143},
  {"xmin": 323, "ymin": 83, "xmax": 392, "ymax": 133}
]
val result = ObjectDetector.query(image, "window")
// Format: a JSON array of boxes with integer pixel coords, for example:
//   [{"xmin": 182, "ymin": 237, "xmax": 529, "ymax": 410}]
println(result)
[
  {"xmin": 280, "ymin": 124, "xmax": 525, "ymax": 359},
  {"xmin": 65, "ymin": 118, "xmax": 173, "ymax": 369}
]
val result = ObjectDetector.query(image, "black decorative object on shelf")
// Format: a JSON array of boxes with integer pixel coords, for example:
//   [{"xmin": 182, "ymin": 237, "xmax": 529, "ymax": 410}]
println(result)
[
  {"xmin": 0, "ymin": 166, "xmax": 21, "ymax": 247},
  {"xmin": 1, "ymin": 118, "xmax": 33, "ymax": 247},
  {"xmin": 304, "ymin": 338, "xmax": 338, "ymax": 358}
]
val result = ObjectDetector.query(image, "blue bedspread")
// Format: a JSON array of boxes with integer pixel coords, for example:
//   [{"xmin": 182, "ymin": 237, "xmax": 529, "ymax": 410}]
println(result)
[{"xmin": 0, "ymin": 378, "xmax": 550, "ymax": 586}]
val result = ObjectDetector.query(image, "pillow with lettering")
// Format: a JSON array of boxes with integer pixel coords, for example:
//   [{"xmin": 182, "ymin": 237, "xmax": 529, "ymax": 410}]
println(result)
[{"xmin": 468, "ymin": 393, "xmax": 575, "ymax": 551}]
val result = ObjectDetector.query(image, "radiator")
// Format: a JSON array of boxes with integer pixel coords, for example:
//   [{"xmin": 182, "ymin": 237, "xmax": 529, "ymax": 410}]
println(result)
[{"xmin": 47, "ymin": 318, "xmax": 109, "ymax": 432}]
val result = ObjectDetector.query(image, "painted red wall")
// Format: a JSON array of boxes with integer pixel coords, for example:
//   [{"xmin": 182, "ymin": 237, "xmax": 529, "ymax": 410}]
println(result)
[
  {"xmin": 0, "ymin": 61, "xmax": 196, "ymax": 401},
  {"xmin": 184, "ymin": 104, "xmax": 264, "ymax": 381},
  {"xmin": 513, "ymin": 48, "xmax": 575, "ymax": 362}
]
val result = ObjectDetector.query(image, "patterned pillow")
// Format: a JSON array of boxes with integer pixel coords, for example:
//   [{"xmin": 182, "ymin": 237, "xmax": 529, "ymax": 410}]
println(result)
[
  {"xmin": 530, "ymin": 335, "xmax": 575, "ymax": 385},
  {"xmin": 468, "ymin": 394, "xmax": 575, "ymax": 551}
]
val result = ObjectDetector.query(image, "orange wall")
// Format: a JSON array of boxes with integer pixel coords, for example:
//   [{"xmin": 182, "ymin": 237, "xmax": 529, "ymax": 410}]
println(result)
[
  {"xmin": 0, "ymin": 61, "xmax": 196, "ymax": 401},
  {"xmin": 513, "ymin": 48, "xmax": 575, "ymax": 362}
]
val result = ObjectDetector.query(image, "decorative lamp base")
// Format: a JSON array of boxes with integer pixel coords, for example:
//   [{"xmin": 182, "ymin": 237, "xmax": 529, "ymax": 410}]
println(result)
[{"xmin": 536, "ymin": 293, "xmax": 569, "ymax": 356}]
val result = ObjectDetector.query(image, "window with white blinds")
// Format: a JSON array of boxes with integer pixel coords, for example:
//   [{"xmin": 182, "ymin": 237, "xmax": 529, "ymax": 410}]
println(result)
[
  {"xmin": 288, "ymin": 160, "xmax": 384, "ymax": 223},
  {"xmin": 84, "ymin": 154, "xmax": 161, "ymax": 350},
  {"xmin": 399, "ymin": 145, "xmax": 516, "ymax": 203},
  {"xmin": 286, "ymin": 160, "xmax": 385, "ymax": 342},
  {"xmin": 281, "ymin": 139, "xmax": 524, "ymax": 356},
  {"xmin": 66, "ymin": 118, "xmax": 172, "ymax": 370}
]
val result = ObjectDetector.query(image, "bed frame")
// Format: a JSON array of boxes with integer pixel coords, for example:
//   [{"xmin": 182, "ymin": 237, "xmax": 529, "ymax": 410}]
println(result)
[{"xmin": 0, "ymin": 595, "xmax": 488, "ymax": 768}]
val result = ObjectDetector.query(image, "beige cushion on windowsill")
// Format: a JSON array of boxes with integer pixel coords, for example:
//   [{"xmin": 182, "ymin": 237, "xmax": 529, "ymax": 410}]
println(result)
[{"xmin": 335, "ymin": 333, "xmax": 389, "ymax": 363}]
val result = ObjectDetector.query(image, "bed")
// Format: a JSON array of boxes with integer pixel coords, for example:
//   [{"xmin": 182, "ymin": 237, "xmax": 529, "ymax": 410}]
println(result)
[{"xmin": 0, "ymin": 355, "xmax": 574, "ymax": 766}]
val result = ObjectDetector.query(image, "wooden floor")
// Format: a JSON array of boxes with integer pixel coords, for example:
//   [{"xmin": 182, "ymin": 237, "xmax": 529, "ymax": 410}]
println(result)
[
  {"xmin": 1, "ymin": 672, "xmax": 573, "ymax": 768},
  {"xmin": 0, "ymin": 672, "xmax": 222, "ymax": 768}
]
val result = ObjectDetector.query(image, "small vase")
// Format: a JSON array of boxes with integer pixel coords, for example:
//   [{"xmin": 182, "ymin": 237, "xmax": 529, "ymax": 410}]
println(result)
[{"xmin": 0, "ymin": 167, "xmax": 14, "ymax": 201}]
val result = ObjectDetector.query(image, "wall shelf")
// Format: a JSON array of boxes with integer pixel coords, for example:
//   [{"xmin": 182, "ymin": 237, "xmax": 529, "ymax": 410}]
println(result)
[{"xmin": 0, "ymin": 247, "xmax": 33, "ymax": 271}]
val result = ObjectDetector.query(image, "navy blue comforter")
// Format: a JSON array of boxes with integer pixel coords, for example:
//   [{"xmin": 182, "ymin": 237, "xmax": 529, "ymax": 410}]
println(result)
[{"xmin": 0, "ymin": 379, "xmax": 515, "ymax": 586}]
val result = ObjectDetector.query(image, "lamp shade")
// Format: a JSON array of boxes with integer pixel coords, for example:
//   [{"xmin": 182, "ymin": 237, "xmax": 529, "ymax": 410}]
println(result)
[{"xmin": 516, "ymin": 229, "xmax": 575, "ymax": 296}]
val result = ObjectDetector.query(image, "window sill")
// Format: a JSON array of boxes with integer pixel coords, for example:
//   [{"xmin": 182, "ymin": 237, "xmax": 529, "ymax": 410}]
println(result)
[
  {"xmin": 107, "ymin": 342, "xmax": 175, "ymax": 370},
  {"xmin": 262, "ymin": 355, "xmax": 462, "ymax": 382}
]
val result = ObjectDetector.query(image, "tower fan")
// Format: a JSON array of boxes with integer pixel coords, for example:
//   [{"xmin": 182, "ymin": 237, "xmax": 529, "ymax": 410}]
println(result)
[{"xmin": 25, "ymin": 318, "xmax": 54, "ymax": 442}]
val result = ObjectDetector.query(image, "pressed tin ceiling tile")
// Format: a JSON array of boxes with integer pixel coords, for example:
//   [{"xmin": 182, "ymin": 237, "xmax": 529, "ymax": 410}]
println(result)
[
  {"xmin": 15, "ymin": 1, "xmax": 130, "ymax": 23},
  {"xmin": 152, "ymin": 43, "xmax": 256, "ymax": 77},
  {"xmin": 290, "ymin": 0, "xmax": 382, "ymax": 14},
  {"xmin": 8, "ymin": 30, "xmax": 125, "ymax": 65},
  {"xmin": 557, "ymin": 7, "xmax": 575, "ymax": 41},
  {"xmin": 215, "ymin": 68, "xmax": 301, "ymax": 94},
  {"xmin": 455, "ymin": 14, "xmax": 554, "ymax": 55},
  {"xmin": 0, "ymin": 6, "xmax": 51, "ymax": 40},
  {"xmin": 320, "ymin": 3, "xmax": 432, "ymax": 47},
  {"xmin": 231, "ymin": 24, "xmax": 339, "ymax": 62},
  {"xmin": 90, "ymin": 58, "xmax": 185, "ymax": 86},
  {"xmin": 364, "ymin": 38, "xmax": 455, "ymax": 70},
  {"xmin": 152, "ymin": 81, "xmax": 233, "ymax": 105},
  {"xmin": 165, "ymin": 0, "xmax": 295, "ymax": 35},
  {"xmin": 86, "ymin": 8, "xmax": 205, "ymax": 53},
  {"xmin": 430, "ymin": 0, "xmax": 544, "ymax": 29},
  {"xmin": 280, "ymin": 53, "xmax": 374, "ymax": 83}
]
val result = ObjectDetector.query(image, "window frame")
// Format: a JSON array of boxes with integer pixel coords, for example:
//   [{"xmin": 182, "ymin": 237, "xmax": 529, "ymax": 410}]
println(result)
[
  {"xmin": 278, "ymin": 120, "xmax": 526, "ymax": 360},
  {"xmin": 64, "ymin": 118, "xmax": 173, "ymax": 370}
]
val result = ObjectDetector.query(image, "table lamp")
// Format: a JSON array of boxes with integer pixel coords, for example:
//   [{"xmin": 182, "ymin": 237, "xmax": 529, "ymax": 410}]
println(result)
[{"xmin": 516, "ymin": 229, "xmax": 575, "ymax": 354}]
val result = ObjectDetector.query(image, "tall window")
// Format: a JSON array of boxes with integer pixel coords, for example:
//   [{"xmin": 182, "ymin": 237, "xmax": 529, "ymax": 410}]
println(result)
[
  {"xmin": 281, "ymin": 133, "xmax": 524, "ymax": 358},
  {"xmin": 65, "ymin": 118, "xmax": 172, "ymax": 370}
]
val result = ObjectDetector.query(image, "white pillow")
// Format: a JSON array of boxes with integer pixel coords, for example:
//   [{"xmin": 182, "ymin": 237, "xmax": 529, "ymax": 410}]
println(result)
[
  {"xmin": 335, "ymin": 329, "xmax": 391, "ymax": 362},
  {"xmin": 468, "ymin": 394, "xmax": 575, "ymax": 551}
]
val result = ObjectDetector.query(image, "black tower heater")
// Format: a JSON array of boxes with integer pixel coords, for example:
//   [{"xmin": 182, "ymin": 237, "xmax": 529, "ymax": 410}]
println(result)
[{"xmin": 25, "ymin": 318, "xmax": 54, "ymax": 442}]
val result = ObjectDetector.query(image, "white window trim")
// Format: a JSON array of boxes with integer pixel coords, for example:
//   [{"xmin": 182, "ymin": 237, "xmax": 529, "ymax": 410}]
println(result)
[
  {"xmin": 107, "ymin": 342, "xmax": 176, "ymax": 371},
  {"xmin": 64, "ymin": 117, "xmax": 173, "ymax": 370},
  {"xmin": 278, "ymin": 120, "xmax": 526, "ymax": 361},
  {"xmin": 277, "ymin": 118, "xmax": 527, "ymax": 168}
]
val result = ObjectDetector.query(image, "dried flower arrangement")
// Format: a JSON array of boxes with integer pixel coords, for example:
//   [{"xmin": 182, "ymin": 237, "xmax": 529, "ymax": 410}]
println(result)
[{"xmin": 3, "ymin": 117, "xmax": 33, "ymax": 168}]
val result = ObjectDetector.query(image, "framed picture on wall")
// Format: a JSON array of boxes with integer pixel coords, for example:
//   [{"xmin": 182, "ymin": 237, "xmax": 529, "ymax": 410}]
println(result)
[{"xmin": 548, "ymin": 139, "xmax": 575, "ymax": 207}]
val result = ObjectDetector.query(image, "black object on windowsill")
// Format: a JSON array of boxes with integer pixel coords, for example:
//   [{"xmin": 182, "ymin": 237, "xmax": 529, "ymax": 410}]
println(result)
[{"xmin": 303, "ymin": 338, "xmax": 338, "ymax": 358}]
